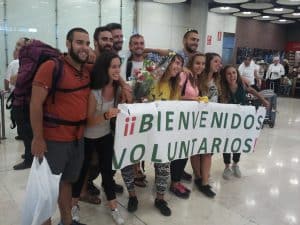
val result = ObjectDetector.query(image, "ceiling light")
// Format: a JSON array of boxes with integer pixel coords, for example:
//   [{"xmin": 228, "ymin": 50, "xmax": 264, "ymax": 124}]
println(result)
[
  {"xmin": 220, "ymin": 6, "xmax": 230, "ymax": 10},
  {"xmin": 274, "ymin": 8, "xmax": 284, "ymax": 11},
  {"xmin": 279, "ymin": 19, "xmax": 287, "ymax": 21},
  {"xmin": 277, "ymin": 0, "xmax": 300, "ymax": 6},
  {"xmin": 293, "ymin": 12, "xmax": 300, "ymax": 15},
  {"xmin": 263, "ymin": 15, "xmax": 270, "ymax": 18},
  {"xmin": 234, "ymin": 11, "xmax": 260, "ymax": 17},
  {"xmin": 28, "ymin": 28, "xmax": 37, "ymax": 33}
]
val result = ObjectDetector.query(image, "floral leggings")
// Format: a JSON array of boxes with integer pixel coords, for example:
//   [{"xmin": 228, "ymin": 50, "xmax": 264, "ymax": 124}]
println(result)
[{"xmin": 121, "ymin": 162, "xmax": 170, "ymax": 195}]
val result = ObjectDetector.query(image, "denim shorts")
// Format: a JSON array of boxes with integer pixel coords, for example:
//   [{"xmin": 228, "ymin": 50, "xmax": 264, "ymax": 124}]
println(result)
[{"xmin": 45, "ymin": 139, "xmax": 84, "ymax": 182}]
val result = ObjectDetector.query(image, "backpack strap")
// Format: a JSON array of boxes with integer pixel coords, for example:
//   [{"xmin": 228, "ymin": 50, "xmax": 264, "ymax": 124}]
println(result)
[
  {"xmin": 43, "ymin": 116, "xmax": 86, "ymax": 126},
  {"xmin": 49, "ymin": 58, "xmax": 90, "ymax": 103},
  {"xmin": 49, "ymin": 58, "xmax": 64, "ymax": 104},
  {"xmin": 6, "ymin": 91, "xmax": 14, "ymax": 110},
  {"xmin": 56, "ymin": 83, "xmax": 90, "ymax": 93},
  {"xmin": 126, "ymin": 60, "xmax": 133, "ymax": 81}
]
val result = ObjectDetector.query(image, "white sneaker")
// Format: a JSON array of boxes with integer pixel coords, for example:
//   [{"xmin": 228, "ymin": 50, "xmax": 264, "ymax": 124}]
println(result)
[
  {"xmin": 232, "ymin": 165, "xmax": 242, "ymax": 178},
  {"xmin": 71, "ymin": 204, "xmax": 80, "ymax": 222},
  {"xmin": 111, "ymin": 208, "xmax": 125, "ymax": 225},
  {"xmin": 223, "ymin": 167, "xmax": 233, "ymax": 180}
]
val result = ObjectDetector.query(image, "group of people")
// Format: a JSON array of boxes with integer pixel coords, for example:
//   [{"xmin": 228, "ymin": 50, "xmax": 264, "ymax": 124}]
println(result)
[
  {"xmin": 6, "ymin": 23, "xmax": 270, "ymax": 225},
  {"xmin": 238, "ymin": 55, "xmax": 293, "ymax": 96}
]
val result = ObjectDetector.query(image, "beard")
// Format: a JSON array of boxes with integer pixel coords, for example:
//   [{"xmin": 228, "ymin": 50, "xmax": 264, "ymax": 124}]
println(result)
[
  {"xmin": 70, "ymin": 45, "xmax": 88, "ymax": 64},
  {"xmin": 185, "ymin": 44, "xmax": 197, "ymax": 54},
  {"xmin": 113, "ymin": 41, "xmax": 123, "ymax": 52},
  {"xmin": 97, "ymin": 43, "xmax": 113, "ymax": 53}
]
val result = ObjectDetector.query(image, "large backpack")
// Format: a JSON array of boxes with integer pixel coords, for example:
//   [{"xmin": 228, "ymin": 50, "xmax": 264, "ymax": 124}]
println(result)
[{"xmin": 6, "ymin": 40, "xmax": 88, "ymax": 128}]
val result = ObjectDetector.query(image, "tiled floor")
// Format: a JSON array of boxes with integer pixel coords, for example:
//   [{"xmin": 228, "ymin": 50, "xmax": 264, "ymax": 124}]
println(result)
[{"xmin": 0, "ymin": 97, "xmax": 299, "ymax": 225}]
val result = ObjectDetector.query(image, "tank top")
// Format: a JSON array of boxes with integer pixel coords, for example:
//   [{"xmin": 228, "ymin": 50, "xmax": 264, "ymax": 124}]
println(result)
[{"xmin": 84, "ymin": 90, "xmax": 114, "ymax": 139}]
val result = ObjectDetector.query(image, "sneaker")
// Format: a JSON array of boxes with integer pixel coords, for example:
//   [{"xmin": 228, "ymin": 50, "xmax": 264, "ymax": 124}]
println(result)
[
  {"xmin": 169, "ymin": 183, "xmax": 189, "ymax": 199},
  {"xmin": 178, "ymin": 182, "xmax": 191, "ymax": 193},
  {"xmin": 223, "ymin": 167, "xmax": 233, "ymax": 180},
  {"xmin": 194, "ymin": 178, "xmax": 212, "ymax": 190},
  {"xmin": 71, "ymin": 204, "xmax": 80, "ymax": 222},
  {"xmin": 232, "ymin": 165, "xmax": 242, "ymax": 178},
  {"xmin": 13, "ymin": 160, "xmax": 32, "ymax": 170},
  {"xmin": 113, "ymin": 181, "xmax": 124, "ymax": 194},
  {"xmin": 127, "ymin": 196, "xmax": 138, "ymax": 213},
  {"xmin": 154, "ymin": 199, "xmax": 171, "ymax": 216},
  {"xmin": 181, "ymin": 171, "xmax": 192, "ymax": 182},
  {"xmin": 199, "ymin": 185, "xmax": 216, "ymax": 198},
  {"xmin": 15, "ymin": 135, "xmax": 23, "ymax": 140},
  {"xmin": 111, "ymin": 208, "xmax": 125, "ymax": 225}
]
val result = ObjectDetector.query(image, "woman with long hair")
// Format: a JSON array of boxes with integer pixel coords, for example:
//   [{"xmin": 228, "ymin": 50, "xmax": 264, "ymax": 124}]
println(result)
[
  {"xmin": 72, "ymin": 51, "xmax": 124, "ymax": 225},
  {"xmin": 148, "ymin": 53, "xmax": 184, "ymax": 216},
  {"xmin": 169, "ymin": 52, "xmax": 205, "ymax": 199},
  {"xmin": 195, "ymin": 52, "xmax": 222, "ymax": 198},
  {"xmin": 220, "ymin": 65, "xmax": 269, "ymax": 180}
]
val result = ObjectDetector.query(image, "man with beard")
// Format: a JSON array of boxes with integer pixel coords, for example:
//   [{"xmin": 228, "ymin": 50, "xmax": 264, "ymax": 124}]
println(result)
[
  {"xmin": 93, "ymin": 26, "xmax": 114, "ymax": 56},
  {"xmin": 177, "ymin": 29, "xmax": 199, "ymax": 66},
  {"xmin": 173, "ymin": 29, "xmax": 200, "ymax": 182},
  {"xmin": 106, "ymin": 23, "xmax": 123, "ymax": 54},
  {"xmin": 30, "ymin": 27, "xmax": 91, "ymax": 225},
  {"xmin": 122, "ymin": 34, "xmax": 170, "ymax": 81}
]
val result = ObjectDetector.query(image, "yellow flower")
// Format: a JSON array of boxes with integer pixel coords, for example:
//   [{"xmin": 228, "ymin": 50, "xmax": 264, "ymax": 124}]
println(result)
[{"xmin": 198, "ymin": 96, "xmax": 209, "ymax": 103}]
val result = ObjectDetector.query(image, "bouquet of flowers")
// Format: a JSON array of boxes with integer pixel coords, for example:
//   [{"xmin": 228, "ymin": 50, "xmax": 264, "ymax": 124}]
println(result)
[{"xmin": 132, "ymin": 59, "xmax": 158, "ymax": 102}]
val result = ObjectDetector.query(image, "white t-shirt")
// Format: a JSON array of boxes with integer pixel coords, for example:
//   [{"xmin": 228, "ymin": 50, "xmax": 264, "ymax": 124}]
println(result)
[
  {"xmin": 266, "ymin": 63, "xmax": 285, "ymax": 80},
  {"xmin": 5, "ymin": 59, "xmax": 19, "ymax": 90},
  {"xmin": 130, "ymin": 61, "xmax": 144, "ymax": 80},
  {"xmin": 238, "ymin": 62, "xmax": 256, "ymax": 85},
  {"xmin": 119, "ymin": 50, "xmax": 131, "ymax": 81}
]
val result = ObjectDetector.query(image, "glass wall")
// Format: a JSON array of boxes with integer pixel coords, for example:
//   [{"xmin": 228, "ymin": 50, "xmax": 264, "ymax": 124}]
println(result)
[{"xmin": 0, "ymin": 0, "xmax": 135, "ymax": 88}]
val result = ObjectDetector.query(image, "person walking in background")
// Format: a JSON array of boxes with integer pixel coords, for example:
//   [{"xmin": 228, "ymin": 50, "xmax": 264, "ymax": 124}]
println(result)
[{"xmin": 266, "ymin": 56, "xmax": 285, "ymax": 94}]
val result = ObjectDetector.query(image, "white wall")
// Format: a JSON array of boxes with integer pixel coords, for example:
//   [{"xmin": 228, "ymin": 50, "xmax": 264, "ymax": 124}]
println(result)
[
  {"xmin": 0, "ymin": 0, "xmax": 135, "ymax": 88},
  {"xmin": 137, "ymin": 1, "xmax": 190, "ymax": 51},
  {"xmin": 205, "ymin": 12, "xmax": 237, "ymax": 55},
  {"xmin": 57, "ymin": 0, "xmax": 99, "ymax": 52}
]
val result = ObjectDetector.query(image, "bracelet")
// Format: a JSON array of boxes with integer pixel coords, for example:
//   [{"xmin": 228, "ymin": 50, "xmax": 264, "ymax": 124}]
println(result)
[{"xmin": 103, "ymin": 112, "xmax": 109, "ymax": 120}]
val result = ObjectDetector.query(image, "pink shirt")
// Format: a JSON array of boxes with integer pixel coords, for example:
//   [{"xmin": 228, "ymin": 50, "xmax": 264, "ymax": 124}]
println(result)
[{"xmin": 179, "ymin": 72, "xmax": 199, "ymax": 98}]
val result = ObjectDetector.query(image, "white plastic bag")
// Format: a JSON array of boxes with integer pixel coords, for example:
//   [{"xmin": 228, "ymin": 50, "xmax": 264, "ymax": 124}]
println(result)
[{"xmin": 21, "ymin": 157, "xmax": 61, "ymax": 225}]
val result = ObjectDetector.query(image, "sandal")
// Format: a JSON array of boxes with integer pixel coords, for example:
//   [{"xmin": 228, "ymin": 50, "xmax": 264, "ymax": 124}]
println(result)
[
  {"xmin": 137, "ymin": 170, "xmax": 146, "ymax": 180},
  {"xmin": 134, "ymin": 177, "xmax": 147, "ymax": 187},
  {"xmin": 79, "ymin": 194, "xmax": 101, "ymax": 205}
]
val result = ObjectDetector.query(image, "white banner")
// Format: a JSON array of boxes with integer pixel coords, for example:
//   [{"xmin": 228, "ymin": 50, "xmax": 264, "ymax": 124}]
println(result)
[{"xmin": 113, "ymin": 101, "xmax": 266, "ymax": 169}]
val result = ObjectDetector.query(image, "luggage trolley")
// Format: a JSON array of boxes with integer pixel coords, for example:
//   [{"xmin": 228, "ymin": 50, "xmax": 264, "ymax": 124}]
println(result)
[{"xmin": 259, "ymin": 89, "xmax": 277, "ymax": 128}]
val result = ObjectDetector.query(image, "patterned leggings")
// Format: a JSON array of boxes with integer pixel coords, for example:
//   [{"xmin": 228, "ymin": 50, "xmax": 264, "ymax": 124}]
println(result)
[{"xmin": 121, "ymin": 162, "xmax": 170, "ymax": 195}]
